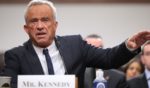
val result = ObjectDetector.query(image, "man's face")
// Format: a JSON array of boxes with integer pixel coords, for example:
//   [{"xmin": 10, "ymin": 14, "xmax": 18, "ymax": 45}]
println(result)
[
  {"xmin": 141, "ymin": 44, "xmax": 150, "ymax": 70},
  {"xmin": 85, "ymin": 38, "xmax": 103, "ymax": 48},
  {"xmin": 24, "ymin": 4, "xmax": 58, "ymax": 48}
]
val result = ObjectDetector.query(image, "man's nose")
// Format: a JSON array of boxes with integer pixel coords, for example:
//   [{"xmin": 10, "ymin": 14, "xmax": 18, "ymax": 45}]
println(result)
[{"xmin": 36, "ymin": 20, "xmax": 44, "ymax": 30}]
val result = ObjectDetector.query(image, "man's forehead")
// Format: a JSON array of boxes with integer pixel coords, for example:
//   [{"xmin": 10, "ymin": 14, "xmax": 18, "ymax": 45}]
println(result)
[{"xmin": 26, "ymin": 5, "xmax": 53, "ymax": 18}]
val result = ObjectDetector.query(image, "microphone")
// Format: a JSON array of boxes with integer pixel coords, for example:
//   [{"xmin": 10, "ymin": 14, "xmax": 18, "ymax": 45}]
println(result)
[{"xmin": 54, "ymin": 37, "xmax": 68, "ymax": 74}]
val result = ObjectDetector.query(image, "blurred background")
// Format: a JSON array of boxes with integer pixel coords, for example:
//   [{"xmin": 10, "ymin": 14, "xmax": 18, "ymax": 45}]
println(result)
[{"xmin": 0, "ymin": 0, "xmax": 150, "ymax": 51}]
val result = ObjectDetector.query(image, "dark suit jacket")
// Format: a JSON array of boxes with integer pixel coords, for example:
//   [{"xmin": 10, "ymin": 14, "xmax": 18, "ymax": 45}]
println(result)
[
  {"xmin": 3, "ymin": 35, "xmax": 139, "ymax": 88},
  {"xmin": 104, "ymin": 69, "xmax": 129, "ymax": 88},
  {"xmin": 128, "ymin": 73, "xmax": 148, "ymax": 88}
]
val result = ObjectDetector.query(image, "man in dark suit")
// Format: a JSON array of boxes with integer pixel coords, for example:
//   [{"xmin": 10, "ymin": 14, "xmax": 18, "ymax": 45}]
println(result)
[
  {"xmin": 128, "ymin": 74, "xmax": 148, "ymax": 88},
  {"xmin": 2, "ymin": 0, "xmax": 150, "ymax": 88},
  {"xmin": 84, "ymin": 34, "xmax": 129, "ymax": 88},
  {"xmin": 104, "ymin": 69, "xmax": 128, "ymax": 88},
  {"xmin": 84, "ymin": 34, "xmax": 103, "ymax": 88},
  {"xmin": 128, "ymin": 41, "xmax": 150, "ymax": 88}
]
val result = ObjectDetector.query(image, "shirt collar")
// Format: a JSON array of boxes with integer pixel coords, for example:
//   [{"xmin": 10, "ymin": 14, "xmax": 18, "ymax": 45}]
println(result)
[
  {"xmin": 145, "ymin": 68, "xmax": 150, "ymax": 80},
  {"xmin": 32, "ymin": 40, "xmax": 57, "ymax": 55}
]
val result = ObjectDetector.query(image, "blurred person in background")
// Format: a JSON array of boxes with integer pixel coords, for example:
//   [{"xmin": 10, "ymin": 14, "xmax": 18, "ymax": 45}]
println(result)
[
  {"xmin": 84, "ymin": 34, "xmax": 103, "ymax": 88},
  {"xmin": 123, "ymin": 54, "xmax": 144, "ymax": 80},
  {"xmin": 85, "ymin": 34, "xmax": 104, "ymax": 48},
  {"xmin": 128, "ymin": 41, "xmax": 150, "ymax": 88}
]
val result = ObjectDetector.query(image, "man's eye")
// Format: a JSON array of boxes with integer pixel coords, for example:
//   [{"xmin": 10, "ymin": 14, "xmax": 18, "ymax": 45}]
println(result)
[
  {"xmin": 30, "ymin": 19, "xmax": 38, "ymax": 23},
  {"xmin": 42, "ymin": 18, "xmax": 49, "ymax": 22}
]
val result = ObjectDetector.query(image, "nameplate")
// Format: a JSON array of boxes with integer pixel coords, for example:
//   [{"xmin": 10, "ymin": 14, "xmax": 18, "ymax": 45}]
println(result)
[{"xmin": 18, "ymin": 75, "xmax": 76, "ymax": 88}]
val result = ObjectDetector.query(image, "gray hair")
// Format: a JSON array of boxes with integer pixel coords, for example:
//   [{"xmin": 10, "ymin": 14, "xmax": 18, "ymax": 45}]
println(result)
[
  {"xmin": 24, "ymin": 0, "xmax": 57, "ymax": 23},
  {"xmin": 86, "ymin": 34, "xmax": 102, "ymax": 39}
]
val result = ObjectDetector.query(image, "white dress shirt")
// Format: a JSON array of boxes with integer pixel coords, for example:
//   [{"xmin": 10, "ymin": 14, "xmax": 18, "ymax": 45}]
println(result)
[
  {"xmin": 32, "ymin": 41, "xmax": 65, "ymax": 75},
  {"xmin": 145, "ymin": 69, "xmax": 150, "ymax": 88}
]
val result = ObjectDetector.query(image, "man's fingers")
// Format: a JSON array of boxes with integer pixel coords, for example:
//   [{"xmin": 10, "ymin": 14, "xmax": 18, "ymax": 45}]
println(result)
[
  {"xmin": 127, "ymin": 39, "xmax": 137, "ymax": 49},
  {"xmin": 145, "ymin": 35, "xmax": 150, "ymax": 40},
  {"xmin": 127, "ymin": 30, "xmax": 150, "ymax": 49},
  {"xmin": 137, "ymin": 30, "xmax": 150, "ymax": 37}
]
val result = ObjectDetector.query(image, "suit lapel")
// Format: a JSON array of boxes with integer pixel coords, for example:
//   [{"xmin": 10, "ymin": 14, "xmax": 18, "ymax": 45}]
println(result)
[
  {"xmin": 140, "ymin": 73, "xmax": 149, "ymax": 88},
  {"xmin": 24, "ymin": 37, "xmax": 73, "ymax": 74},
  {"xmin": 56, "ymin": 36, "xmax": 72, "ymax": 74},
  {"xmin": 24, "ymin": 40, "xmax": 44, "ymax": 74}
]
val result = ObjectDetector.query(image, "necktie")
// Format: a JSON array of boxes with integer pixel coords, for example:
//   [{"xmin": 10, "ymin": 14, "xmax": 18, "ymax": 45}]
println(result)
[{"xmin": 43, "ymin": 49, "xmax": 54, "ymax": 74}]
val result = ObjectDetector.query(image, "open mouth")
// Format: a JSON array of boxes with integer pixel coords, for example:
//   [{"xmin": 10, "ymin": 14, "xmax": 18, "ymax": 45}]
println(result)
[{"xmin": 36, "ymin": 32, "xmax": 47, "ymax": 38}]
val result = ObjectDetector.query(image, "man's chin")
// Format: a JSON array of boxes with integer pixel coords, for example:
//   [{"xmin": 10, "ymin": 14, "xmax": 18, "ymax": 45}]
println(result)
[{"xmin": 36, "ymin": 41, "xmax": 51, "ymax": 48}]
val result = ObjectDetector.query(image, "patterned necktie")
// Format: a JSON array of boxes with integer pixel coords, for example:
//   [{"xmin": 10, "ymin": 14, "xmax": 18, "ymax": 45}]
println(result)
[{"xmin": 43, "ymin": 48, "xmax": 54, "ymax": 74}]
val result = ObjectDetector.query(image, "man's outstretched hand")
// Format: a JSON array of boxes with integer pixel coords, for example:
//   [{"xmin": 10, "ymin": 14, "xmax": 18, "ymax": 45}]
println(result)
[{"xmin": 127, "ymin": 30, "xmax": 150, "ymax": 50}]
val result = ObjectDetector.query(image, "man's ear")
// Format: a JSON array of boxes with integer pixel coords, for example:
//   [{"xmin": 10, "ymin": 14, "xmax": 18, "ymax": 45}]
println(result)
[
  {"xmin": 54, "ymin": 21, "xmax": 58, "ymax": 31},
  {"xmin": 24, "ymin": 25, "xmax": 29, "ymax": 34}
]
